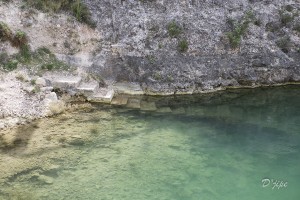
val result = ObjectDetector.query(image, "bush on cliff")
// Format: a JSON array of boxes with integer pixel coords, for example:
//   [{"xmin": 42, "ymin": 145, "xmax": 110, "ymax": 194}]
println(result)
[
  {"xmin": 0, "ymin": 21, "xmax": 13, "ymax": 42},
  {"xmin": 24, "ymin": 0, "xmax": 96, "ymax": 28}
]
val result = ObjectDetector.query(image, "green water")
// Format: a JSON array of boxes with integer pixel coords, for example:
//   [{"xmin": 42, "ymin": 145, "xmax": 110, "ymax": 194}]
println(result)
[{"xmin": 0, "ymin": 86, "xmax": 300, "ymax": 200}]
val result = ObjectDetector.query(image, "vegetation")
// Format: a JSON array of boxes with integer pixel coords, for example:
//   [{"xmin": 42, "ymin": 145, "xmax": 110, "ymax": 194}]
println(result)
[
  {"xmin": 24, "ymin": 0, "xmax": 96, "ymax": 27},
  {"xmin": 16, "ymin": 45, "xmax": 31, "ymax": 63},
  {"xmin": 254, "ymin": 19, "xmax": 262, "ymax": 27},
  {"xmin": 280, "ymin": 12, "xmax": 294, "ymax": 26},
  {"xmin": 33, "ymin": 47, "xmax": 69, "ymax": 71},
  {"xmin": 276, "ymin": 36, "xmax": 291, "ymax": 53},
  {"xmin": 0, "ymin": 46, "xmax": 69, "ymax": 72},
  {"xmin": 0, "ymin": 53, "xmax": 18, "ymax": 71},
  {"xmin": 146, "ymin": 55, "xmax": 156, "ymax": 64},
  {"xmin": 293, "ymin": 24, "xmax": 300, "ymax": 33},
  {"xmin": 178, "ymin": 39, "xmax": 188, "ymax": 52},
  {"xmin": 167, "ymin": 21, "xmax": 182, "ymax": 38},
  {"xmin": 0, "ymin": 21, "xmax": 13, "ymax": 42},
  {"xmin": 226, "ymin": 10, "xmax": 255, "ymax": 48},
  {"xmin": 279, "ymin": 5, "xmax": 298, "ymax": 26},
  {"xmin": 12, "ymin": 30, "xmax": 28, "ymax": 47},
  {"xmin": 3, "ymin": 60, "xmax": 18, "ymax": 71},
  {"xmin": 71, "ymin": 0, "xmax": 96, "ymax": 27},
  {"xmin": 0, "ymin": 0, "xmax": 12, "ymax": 3},
  {"xmin": 285, "ymin": 5, "xmax": 294, "ymax": 12},
  {"xmin": 0, "ymin": 22, "xmax": 29, "ymax": 48}
]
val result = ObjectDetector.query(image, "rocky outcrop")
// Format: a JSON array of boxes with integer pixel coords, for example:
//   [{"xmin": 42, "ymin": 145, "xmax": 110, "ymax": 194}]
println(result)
[{"xmin": 85, "ymin": 0, "xmax": 300, "ymax": 94}]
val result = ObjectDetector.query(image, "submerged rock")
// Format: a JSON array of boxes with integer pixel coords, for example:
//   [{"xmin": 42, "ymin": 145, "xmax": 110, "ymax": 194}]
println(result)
[{"xmin": 37, "ymin": 175, "xmax": 54, "ymax": 185}]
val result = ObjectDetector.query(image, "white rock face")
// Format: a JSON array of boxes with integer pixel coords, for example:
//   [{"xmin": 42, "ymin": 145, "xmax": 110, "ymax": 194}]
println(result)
[
  {"xmin": 35, "ymin": 78, "xmax": 47, "ymax": 87},
  {"xmin": 86, "ymin": 0, "xmax": 300, "ymax": 94},
  {"xmin": 45, "ymin": 92, "xmax": 58, "ymax": 102},
  {"xmin": 0, "ymin": 73, "xmax": 48, "ymax": 128}
]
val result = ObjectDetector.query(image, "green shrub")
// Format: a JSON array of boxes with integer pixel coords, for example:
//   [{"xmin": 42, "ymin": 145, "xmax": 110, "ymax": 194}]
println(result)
[
  {"xmin": 0, "ymin": 21, "xmax": 13, "ymax": 41},
  {"xmin": 0, "ymin": 0, "xmax": 12, "ymax": 3},
  {"xmin": 178, "ymin": 39, "xmax": 188, "ymax": 52},
  {"xmin": 294, "ymin": 24, "xmax": 300, "ymax": 33},
  {"xmin": 226, "ymin": 11, "xmax": 255, "ymax": 48},
  {"xmin": 226, "ymin": 21, "xmax": 249, "ymax": 48},
  {"xmin": 72, "ymin": 0, "xmax": 96, "ymax": 28},
  {"xmin": 276, "ymin": 36, "xmax": 290, "ymax": 53},
  {"xmin": 36, "ymin": 46, "xmax": 51, "ymax": 54},
  {"xmin": 167, "ymin": 21, "xmax": 182, "ymax": 38},
  {"xmin": 41, "ymin": 63, "xmax": 55, "ymax": 70},
  {"xmin": 285, "ymin": 5, "xmax": 294, "ymax": 12},
  {"xmin": 24, "ymin": 0, "xmax": 96, "ymax": 28},
  {"xmin": 33, "ymin": 46, "xmax": 68, "ymax": 71},
  {"xmin": 17, "ymin": 44, "xmax": 32, "ymax": 63},
  {"xmin": 265, "ymin": 22, "xmax": 281, "ymax": 32},
  {"xmin": 12, "ymin": 30, "xmax": 28, "ymax": 47},
  {"xmin": 280, "ymin": 12, "xmax": 294, "ymax": 26},
  {"xmin": 24, "ymin": 0, "xmax": 72, "ymax": 12},
  {"xmin": 30, "ymin": 79, "xmax": 36, "ymax": 85},
  {"xmin": 3, "ymin": 60, "xmax": 18, "ymax": 71},
  {"xmin": 254, "ymin": 19, "xmax": 262, "ymax": 26},
  {"xmin": 226, "ymin": 32, "xmax": 241, "ymax": 48}
]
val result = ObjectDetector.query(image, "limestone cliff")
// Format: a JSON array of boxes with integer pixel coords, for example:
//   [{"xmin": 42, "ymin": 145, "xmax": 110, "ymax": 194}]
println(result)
[{"xmin": 86, "ymin": 0, "xmax": 300, "ymax": 94}]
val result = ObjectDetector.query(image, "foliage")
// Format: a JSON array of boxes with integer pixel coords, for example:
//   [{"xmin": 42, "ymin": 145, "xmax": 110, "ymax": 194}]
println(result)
[
  {"xmin": 293, "ymin": 24, "xmax": 300, "ymax": 33},
  {"xmin": 12, "ymin": 30, "xmax": 28, "ymax": 47},
  {"xmin": 280, "ymin": 12, "xmax": 294, "ymax": 26},
  {"xmin": 1, "ymin": 46, "xmax": 70, "ymax": 72},
  {"xmin": 167, "ymin": 21, "xmax": 182, "ymax": 38},
  {"xmin": 0, "ymin": 0, "xmax": 12, "ymax": 3},
  {"xmin": 265, "ymin": 22, "xmax": 280, "ymax": 33},
  {"xmin": 226, "ymin": 10, "xmax": 255, "ymax": 48},
  {"xmin": 24, "ymin": 0, "xmax": 96, "ymax": 28},
  {"xmin": 30, "ymin": 79, "xmax": 36, "ymax": 85},
  {"xmin": 0, "ymin": 52, "xmax": 19, "ymax": 72},
  {"xmin": 146, "ymin": 55, "xmax": 156, "ymax": 64},
  {"xmin": 0, "ymin": 21, "xmax": 13, "ymax": 41},
  {"xmin": 276, "ymin": 36, "xmax": 290, "ymax": 53},
  {"xmin": 279, "ymin": 5, "xmax": 297, "ymax": 26},
  {"xmin": 33, "ymin": 47, "xmax": 69, "ymax": 71},
  {"xmin": 254, "ymin": 19, "xmax": 262, "ymax": 27},
  {"xmin": 72, "ymin": 0, "xmax": 96, "ymax": 28},
  {"xmin": 285, "ymin": 5, "xmax": 294, "ymax": 12},
  {"xmin": 3, "ymin": 60, "xmax": 18, "ymax": 71},
  {"xmin": 178, "ymin": 39, "xmax": 188, "ymax": 52},
  {"xmin": 17, "ymin": 44, "xmax": 31, "ymax": 63}
]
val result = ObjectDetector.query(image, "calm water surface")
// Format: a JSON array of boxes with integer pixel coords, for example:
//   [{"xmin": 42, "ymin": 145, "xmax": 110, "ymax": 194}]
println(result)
[{"xmin": 0, "ymin": 86, "xmax": 299, "ymax": 200}]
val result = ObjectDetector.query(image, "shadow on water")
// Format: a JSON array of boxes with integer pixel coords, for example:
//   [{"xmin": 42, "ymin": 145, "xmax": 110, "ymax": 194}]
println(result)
[{"xmin": 0, "ymin": 122, "xmax": 39, "ymax": 153}]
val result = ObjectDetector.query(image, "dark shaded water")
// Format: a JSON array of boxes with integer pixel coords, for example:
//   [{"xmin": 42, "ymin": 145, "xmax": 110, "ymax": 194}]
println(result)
[{"xmin": 0, "ymin": 86, "xmax": 299, "ymax": 199}]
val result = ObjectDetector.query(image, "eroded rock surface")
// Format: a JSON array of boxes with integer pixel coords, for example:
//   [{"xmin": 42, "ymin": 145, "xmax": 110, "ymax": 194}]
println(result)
[{"xmin": 86, "ymin": 0, "xmax": 300, "ymax": 94}]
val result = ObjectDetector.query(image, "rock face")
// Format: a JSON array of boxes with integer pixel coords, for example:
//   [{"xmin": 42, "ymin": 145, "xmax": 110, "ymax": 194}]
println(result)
[{"xmin": 86, "ymin": 0, "xmax": 300, "ymax": 94}]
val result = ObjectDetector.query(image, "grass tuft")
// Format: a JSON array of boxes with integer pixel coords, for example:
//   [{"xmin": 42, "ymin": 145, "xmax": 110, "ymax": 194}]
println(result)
[
  {"xmin": 178, "ymin": 39, "xmax": 188, "ymax": 52},
  {"xmin": 167, "ymin": 21, "xmax": 182, "ymax": 38},
  {"xmin": 226, "ymin": 10, "xmax": 256, "ymax": 48},
  {"xmin": 24, "ymin": 0, "xmax": 96, "ymax": 28},
  {"xmin": 0, "ymin": 21, "xmax": 13, "ymax": 41}
]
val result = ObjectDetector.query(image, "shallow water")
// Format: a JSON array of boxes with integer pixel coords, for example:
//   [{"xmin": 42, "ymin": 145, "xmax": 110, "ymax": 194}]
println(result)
[{"xmin": 0, "ymin": 86, "xmax": 299, "ymax": 200}]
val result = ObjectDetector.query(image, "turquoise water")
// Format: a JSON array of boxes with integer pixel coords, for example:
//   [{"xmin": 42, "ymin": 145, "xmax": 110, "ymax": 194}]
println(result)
[{"xmin": 0, "ymin": 86, "xmax": 299, "ymax": 200}]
